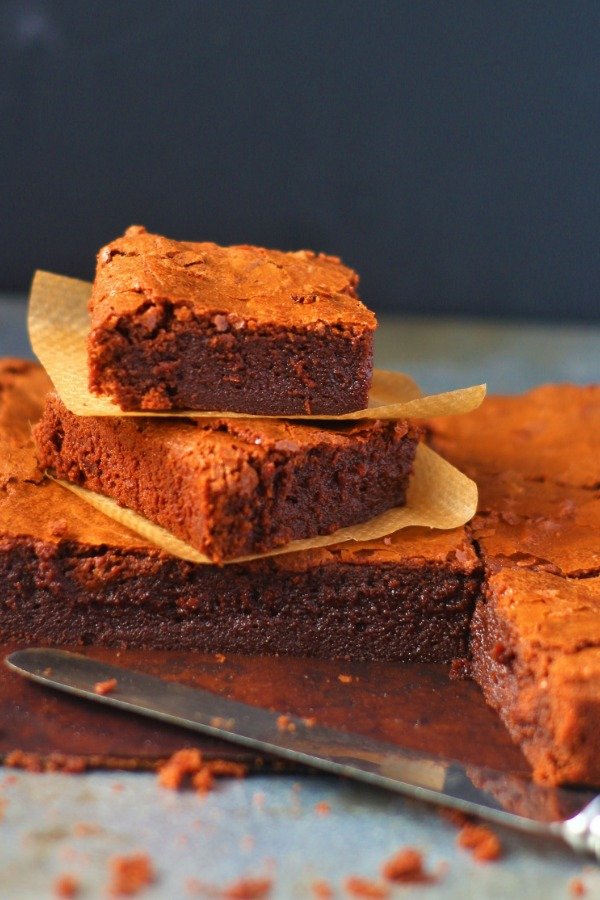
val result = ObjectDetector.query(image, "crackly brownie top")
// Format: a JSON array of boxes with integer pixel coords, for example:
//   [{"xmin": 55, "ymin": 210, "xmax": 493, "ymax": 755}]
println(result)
[
  {"xmin": 486, "ymin": 568, "xmax": 600, "ymax": 658},
  {"xmin": 90, "ymin": 225, "xmax": 377, "ymax": 333},
  {"xmin": 471, "ymin": 470, "xmax": 600, "ymax": 578},
  {"xmin": 1, "ymin": 359, "xmax": 473, "ymax": 571},
  {"xmin": 429, "ymin": 384, "xmax": 600, "ymax": 488}
]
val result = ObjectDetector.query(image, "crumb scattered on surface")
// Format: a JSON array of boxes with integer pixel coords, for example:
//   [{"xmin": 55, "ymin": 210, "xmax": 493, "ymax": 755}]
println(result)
[
  {"xmin": 222, "ymin": 876, "xmax": 273, "ymax": 898},
  {"xmin": 569, "ymin": 878, "xmax": 587, "ymax": 897},
  {"xmin": 343, "ymin": 876, "xmax": 389, "ymax": 897},
  {"xmin": 158, "ymin": 749, "xmax": 247, "ymax": 795},
  {"xmin": 214, "ymin": 653, "xmax": 226, "ymax": 663},
  {"xmin": 457, "ymin": 823, "xmax": 502, "ymax": 861},
  {"xmin": 311, "ymin": 881, "xmax": 333, "ymax": 898},
  {"xmin": 315, "ymin": 801, "xmax": 331, "ymax": 816},
  {"xmin": 381, "ymin": 847, "xmax": 435, "ymax": 883},
  {"xmin": 158, "ymin": 749, "xmax": 204, "ymax": 790},
  {"xmin": 338, "ymin": 674, "xmax": 353, "ymax": 684},
  {"xmin": 303, "ymin": 716, "xmax": 317, "ymax": 728},
  {"xmin": 276, "ymin": 715, "xmax": 296, "ymax": 733},
  {"xmin": 108, "ymin": 852, "xmax": 155, "ymax": 896},
  {"xmin": 4, "ymin": 750, "xmax": 87, "ymax": 774},
  {"xmin": 94, "ymin": 678, "xmax": 118, "ymax": 695},
  {"xmin": 54, "ymin": 874, "xmax": 79, "ymax": 898}
]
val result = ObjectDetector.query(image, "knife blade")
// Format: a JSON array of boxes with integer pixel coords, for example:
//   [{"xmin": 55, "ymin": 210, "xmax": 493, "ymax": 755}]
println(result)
[{"xmin": 6, "ymin": 648, "xmax": 600, "ymax": 858}]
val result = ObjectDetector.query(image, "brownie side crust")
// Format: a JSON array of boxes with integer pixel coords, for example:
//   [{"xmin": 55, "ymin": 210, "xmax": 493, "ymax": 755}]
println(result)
[
  {"xmin": 34, "ymin": 394, "xmax": 420, "ymax": 563},
  {"xmin": 470, "ymin": 569, "xmax": 600, "ymax": 786},
  {"xmin": 88, "ymin": 226, "xmax": 377, "ymax": 414}
]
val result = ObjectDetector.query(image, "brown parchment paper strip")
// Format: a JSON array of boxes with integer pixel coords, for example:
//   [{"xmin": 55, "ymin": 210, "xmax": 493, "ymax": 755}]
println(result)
[
  {"xmin": 50, "ymin": 444, "xmax": 477, "ymax": 565},
  {"xmin": 29, "ymin": 271, "xmax": 486, "ymax": 420}
]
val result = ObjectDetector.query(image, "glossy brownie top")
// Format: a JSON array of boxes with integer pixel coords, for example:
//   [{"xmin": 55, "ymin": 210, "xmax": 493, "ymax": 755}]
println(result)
[
  {"xmin": 90, "ymin": 225, "xmax": 377, "ymax": 333},
  {"xmin": 1, "ymin": 359, "xmax": 474, "ymax": 572}
]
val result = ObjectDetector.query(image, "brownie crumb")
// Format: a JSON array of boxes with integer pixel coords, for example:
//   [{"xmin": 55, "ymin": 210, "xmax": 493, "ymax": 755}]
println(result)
[
  {"xmin": 214, "ymin": 653, "xmax": 227, "ymax": 663},
  {"xmin": 158, "ymin": 748, "xmax": 204, "ymax": 790},
  {"xmin": 315, "ymin": 801, "xmax": 331, "ymax": 816},
  {"xmin": 311, "ymin": 881, "xmax": 334, "ymax": 898},
  {"xmin": 457, "ymin": 823, "xmax": 502, "ymax": 861},
  {"xmin": 303, "ymin": 716, "xmax": 317, "ymax": 728},
  {"xmin": 158, "ymin": 749, "xmax": 247, "ymax": 795},
  {"xmin": 569, "ymin": 878, "xmax": 587, "ymax": 897},
  {"xmin": 108, "ymin": 852, "xmax": 155, "ymax": 896},
  {"xmin": 4, "ymin": 750, "xmax": 87, "ymax": 774},
  {"xmin": 338, "ymin": 674, "xmax": 353, "ymax": 684},
  {"xmin": 448, "ymin": 658, "xmax": 471, "ymax": 680},
  {"xmin": 381, "ymin": 847, "xmax": 435, "ymax": 883},
  {"xmin": 222, "ymin": 876, "xmax": 272, "ymax": 898},
  {"xmin": 276, "ymin": 715, "xmax": 296, "ymax": 733},
  {"xmin": 94, "ymin": 678, "xmax": 118, "ymax": 695},
  {"xmin": 53, "ymin": 874, "xmax": 79, "ymax": 898},
  {"xmin": 343, "ymin": 876, "xmax": 389, "ymax": 897}
]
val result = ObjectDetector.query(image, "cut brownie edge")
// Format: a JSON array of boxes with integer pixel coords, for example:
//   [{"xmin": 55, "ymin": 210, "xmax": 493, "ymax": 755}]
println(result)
[
  {"xmin": 88, "ymin": 318, "xmax": 374, "ymax": 415},
  {"xmin": 470, "ymin": 569, "xmax": 600, "ymax": 786},
  {"xmin": 0, "ymin": 536, "xmax": 480, "ymax": 662}
]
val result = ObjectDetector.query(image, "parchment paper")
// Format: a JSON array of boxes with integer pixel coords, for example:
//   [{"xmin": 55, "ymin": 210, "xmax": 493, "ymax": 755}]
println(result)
[
  {"xmin": 51, "ymin": 443, "xmax": 477, "ymax": 565},
  {"xmin": 29, "ymin": 271, "xmax": 486, "ymax": 420}
]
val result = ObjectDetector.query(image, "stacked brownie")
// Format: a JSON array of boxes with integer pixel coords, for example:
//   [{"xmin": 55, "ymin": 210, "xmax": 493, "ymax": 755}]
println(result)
[
  {"xmin": 2, "ymin": 359, "xmax": 478, "ymax": 662},
  {"xmin": 33, "ymin": 226, "xmax": 422, "ymax": 564}
]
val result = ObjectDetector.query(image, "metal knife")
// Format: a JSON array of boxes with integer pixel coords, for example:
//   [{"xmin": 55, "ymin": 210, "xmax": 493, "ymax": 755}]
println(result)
[{"xmin": 6, "ymin": 648, "xmax": 600, "ymax": 859}]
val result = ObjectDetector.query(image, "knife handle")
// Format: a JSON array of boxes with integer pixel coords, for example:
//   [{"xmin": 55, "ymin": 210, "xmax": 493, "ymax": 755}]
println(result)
[{"xmin": 562, "ymin": 796, "xmax": 600, "ymax": 859}]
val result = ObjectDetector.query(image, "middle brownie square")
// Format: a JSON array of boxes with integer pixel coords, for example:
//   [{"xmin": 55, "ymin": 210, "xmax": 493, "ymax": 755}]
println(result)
[{"xmin": 34, "ymin": 394, "xmax": 421, "ymax": 563}]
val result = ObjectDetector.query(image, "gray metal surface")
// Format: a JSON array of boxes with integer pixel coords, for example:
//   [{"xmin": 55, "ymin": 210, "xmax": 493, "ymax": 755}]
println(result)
[
  {"xmin": 7, "ymin": 648, "xmax": 599, "ymax": 859},
  {"xmin": 0, "ymin": 297, "xmax": 599, "ymax": 897}
]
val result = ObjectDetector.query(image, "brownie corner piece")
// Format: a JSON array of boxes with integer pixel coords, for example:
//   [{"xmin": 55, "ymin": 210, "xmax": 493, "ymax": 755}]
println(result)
[
  {"xmin": 470, "ymin": 567, "xmax": 600, "ymax": 786},
  {"xmin": 87, "ymin": 226, "xmax": 377, "ymax": 414}
]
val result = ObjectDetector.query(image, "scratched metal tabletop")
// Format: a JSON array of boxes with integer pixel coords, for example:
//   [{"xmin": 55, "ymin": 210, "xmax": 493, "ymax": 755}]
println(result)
[{"xmin": 0, "ymin": 295, "xmax": 599, "ymax": 899}]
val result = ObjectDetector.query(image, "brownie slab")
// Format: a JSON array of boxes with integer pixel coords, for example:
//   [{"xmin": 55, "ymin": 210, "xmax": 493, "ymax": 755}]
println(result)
[
  {"xmin": 470, "ymin": 568, "xmax": 600, "ymax": 786},
  {"xmin": 34, "ymin": 394, "xmax": 420, "ymax": 563},
  {"xmin": 428, "ymin": 384, "xmax": 600, "ymax": 488},
  {"xmin": 1, "ymin": 359, "xmax": 479, "ymax": 662},
  {"xmin": 88, "ymin": 226, "xmax": 377, "ymax": 414}
]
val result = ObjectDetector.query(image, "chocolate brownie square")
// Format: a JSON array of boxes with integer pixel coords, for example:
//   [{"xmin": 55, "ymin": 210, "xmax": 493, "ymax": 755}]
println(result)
[
  {"xmin": 88, "ymin": 226, "xmax": 376, "ymax": 414},
  {"xmin": 34, "ymin": 393, "xmax": 420, "ymax": 563}
]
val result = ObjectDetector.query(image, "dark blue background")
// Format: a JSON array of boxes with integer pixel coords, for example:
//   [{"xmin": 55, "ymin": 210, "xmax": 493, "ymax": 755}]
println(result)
[{"xmin": 1, "ymin": 1, "xmax": 598, "ymax": 319}]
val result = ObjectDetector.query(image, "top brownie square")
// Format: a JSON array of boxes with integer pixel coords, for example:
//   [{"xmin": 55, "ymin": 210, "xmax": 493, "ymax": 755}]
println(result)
[{"xmin": 87, "ymin": 226, "xmax": 376, "ymax": 415}]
